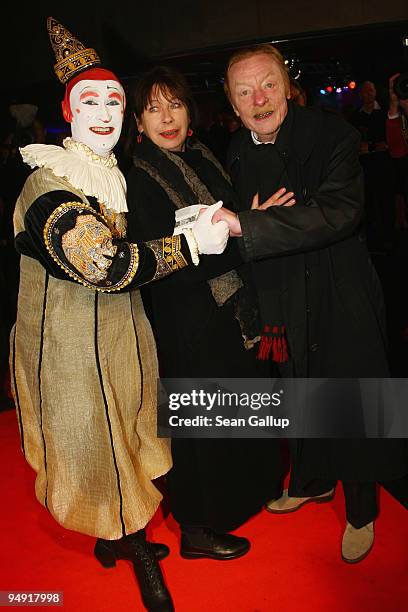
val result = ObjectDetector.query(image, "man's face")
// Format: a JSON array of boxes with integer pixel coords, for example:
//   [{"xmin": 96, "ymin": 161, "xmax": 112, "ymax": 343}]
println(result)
[
  {"xmin": 227, "ymin": 53, "xmax": 290, "ymax": 142},
  {"xmin": 69, "ymin": 79, "xmax": 125, "ymax": 156},
  {"xmin": 360, "ymin": 82, "xmax": 376, "ymax": 106},
  {"xmin": 290, "ymin": 83, "xmax": 306, "ymax": 107}
]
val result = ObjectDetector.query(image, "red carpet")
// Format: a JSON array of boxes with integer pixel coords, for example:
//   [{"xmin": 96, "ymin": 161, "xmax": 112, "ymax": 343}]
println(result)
[{"xmin": 1, "ymin": 409, "xmax": 407, "ymax": 611}]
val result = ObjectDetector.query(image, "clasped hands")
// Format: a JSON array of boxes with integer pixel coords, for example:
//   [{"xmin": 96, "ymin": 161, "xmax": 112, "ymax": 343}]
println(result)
[
  {"xmin": 188, "ymin": 187, "xmax": 295, "ymax": 256},
  {"xmin": 212, "ymin": 187, "xmax": 296, "ymax": 237}
]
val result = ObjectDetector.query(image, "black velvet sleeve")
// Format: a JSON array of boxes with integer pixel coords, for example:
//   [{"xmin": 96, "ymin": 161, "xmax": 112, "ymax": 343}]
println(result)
[{"xmin": 15, "ymin": 189, "xmax": 191, "ymax": 292}]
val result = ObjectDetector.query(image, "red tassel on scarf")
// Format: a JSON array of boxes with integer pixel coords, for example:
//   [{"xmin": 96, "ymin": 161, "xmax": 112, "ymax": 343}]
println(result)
[{"xmin": 257, "ymin": 325, "xmax": 288, "ymax": 363}]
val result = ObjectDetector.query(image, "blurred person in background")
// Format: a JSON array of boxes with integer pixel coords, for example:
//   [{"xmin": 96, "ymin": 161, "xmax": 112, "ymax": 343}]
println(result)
[
  {"xmin": 289, "ymin": 78, "xmax": 307, "ymax": 107},
  {"xmin": 387, "ymin": 73, "xmax": 408, "ymax": 227},
  {"xmin": 0, "ymin": 102, "xmax": 46, "ymax": 411},
  {"xmin": 350, "ymin": 81, "xmax": 396, "ymax": 250}
]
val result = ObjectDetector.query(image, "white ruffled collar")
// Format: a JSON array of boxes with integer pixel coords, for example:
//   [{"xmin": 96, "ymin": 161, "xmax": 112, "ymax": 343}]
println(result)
[{"xmin": 20, "ymin": 137, "xmax": 128, "ymax": 213}]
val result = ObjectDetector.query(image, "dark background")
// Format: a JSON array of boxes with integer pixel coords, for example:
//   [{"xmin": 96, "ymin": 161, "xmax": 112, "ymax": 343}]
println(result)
[{"xmin": 2, "ymin": 4, "xmax": 407, "ymax": 131}]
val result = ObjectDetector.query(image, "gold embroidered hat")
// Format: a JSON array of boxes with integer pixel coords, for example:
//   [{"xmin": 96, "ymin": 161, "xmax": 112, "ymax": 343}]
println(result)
[{"xmin": 47, "ymin": 16, "xmax": 101, "ymax": 84}]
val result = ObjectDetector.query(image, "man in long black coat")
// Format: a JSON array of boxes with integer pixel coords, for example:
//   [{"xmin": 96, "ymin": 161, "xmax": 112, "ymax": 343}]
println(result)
[{"xmin": 214, "ymin": 44, "xmax": 408, "ymax": 563}]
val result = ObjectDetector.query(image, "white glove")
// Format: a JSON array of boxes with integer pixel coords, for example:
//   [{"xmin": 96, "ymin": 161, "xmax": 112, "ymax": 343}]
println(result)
[
  {"xmin": 191, "ymin": 201, "xmax": 229, "ymax": 255},
  {"xmin": 173, "ymin": 204, "xmax": 207, "ymax": 234}
]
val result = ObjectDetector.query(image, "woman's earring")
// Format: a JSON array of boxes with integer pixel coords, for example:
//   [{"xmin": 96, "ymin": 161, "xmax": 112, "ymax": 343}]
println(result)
[
  {"xmin": 187, "ymin": 128, "xmax": 193, "ymax": 137},
  {"xmin": 137, "ymin": 132, "xmax": 143, "ymax": 144}
]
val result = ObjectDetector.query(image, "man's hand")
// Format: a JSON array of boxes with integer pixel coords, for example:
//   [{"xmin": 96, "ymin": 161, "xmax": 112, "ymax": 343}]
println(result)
[
  {"xmin": 212, "ymin": 188, "xmax": 296, "ymax": 238},
  {"xmin": 251, "ymin": 188, "xmax": 296, "ymax": 210},
  {"xmin": 212, "ymin": 207, "xmax": 242, "ymax": 237}
]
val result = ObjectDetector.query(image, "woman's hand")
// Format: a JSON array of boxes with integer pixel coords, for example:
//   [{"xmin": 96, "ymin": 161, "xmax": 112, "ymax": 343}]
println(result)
[{"xmin": 251, "ymin": 188, "xmax": 295, "ymax": 210}]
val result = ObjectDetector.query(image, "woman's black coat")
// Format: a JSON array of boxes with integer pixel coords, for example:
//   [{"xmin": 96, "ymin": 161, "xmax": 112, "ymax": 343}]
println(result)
[{"xmin": 126, "ymin": 137, "xmax": 283, "ymax": 531}]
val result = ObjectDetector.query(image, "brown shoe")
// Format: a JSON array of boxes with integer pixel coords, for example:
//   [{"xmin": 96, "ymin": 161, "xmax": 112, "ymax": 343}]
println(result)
[
  {"xmin": 265, "ymin": 488, "xmax": 335, "ymax": 514},
  {"xmin": 341, "ymin": 521, "xmax": 374, "ymax": 563}
]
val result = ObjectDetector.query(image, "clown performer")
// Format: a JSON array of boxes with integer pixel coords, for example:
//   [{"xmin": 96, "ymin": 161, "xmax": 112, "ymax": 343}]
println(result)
[{"xmin": 10, "ymin": 17, "xmax": 230, "ymax": 612}]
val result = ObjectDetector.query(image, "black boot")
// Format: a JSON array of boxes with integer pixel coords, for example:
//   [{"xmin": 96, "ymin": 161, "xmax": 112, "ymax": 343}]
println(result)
[
  {"xmin": 151, "ymin": 543, "xmax": 170, "ymax": 561},
  {"xmin": 95, "ymin": 539, "xmax": 170, "ymax": 563},
  {"xmin": 94, "ymin": 531, "xmax": 174, "ymax": 611},
  {"xmin": 180, "ymin": 525, "xmax": 250, "ymax": 560}
]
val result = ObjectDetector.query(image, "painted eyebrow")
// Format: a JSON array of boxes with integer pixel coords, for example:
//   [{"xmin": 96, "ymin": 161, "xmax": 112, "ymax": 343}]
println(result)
[
  {"xmin": 108, "ymin": 92, "xmax": 122, "ymax": 101},
  {"xmin": 79, "ymin": 91, "xmax": 100, "ymax": 100}
]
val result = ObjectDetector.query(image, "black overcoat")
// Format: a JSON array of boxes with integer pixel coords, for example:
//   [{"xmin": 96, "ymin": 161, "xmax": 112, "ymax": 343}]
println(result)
[{"xmin": 228, "ymin": 101, "xmax": 407, "ymax": 482}]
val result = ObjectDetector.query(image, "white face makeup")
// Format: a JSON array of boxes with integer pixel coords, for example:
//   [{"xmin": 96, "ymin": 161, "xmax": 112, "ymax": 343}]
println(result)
[{"xmin": 69, "ymin": 79, "xmax": 125, "ymax": 156}]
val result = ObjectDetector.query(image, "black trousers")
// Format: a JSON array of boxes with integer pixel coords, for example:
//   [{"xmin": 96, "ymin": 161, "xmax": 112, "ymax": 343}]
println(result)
[
  {"xmin": 289, "ymin": 471, "xmax": 408, "ymax": 528},
  {"xmin": 288, "ymin": 450, "xmax": 379, "ymax": 529},
  {"xmin": 288, "ymin": 476, "xmax": 378, "ymax": 529}
]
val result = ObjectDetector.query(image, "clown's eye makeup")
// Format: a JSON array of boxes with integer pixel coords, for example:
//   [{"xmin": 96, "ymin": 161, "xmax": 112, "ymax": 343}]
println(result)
[
  {"xmin": 80, "ymin": 90, "xmax": 100, "ymax": 104},
  {"xmin": 108, "ymin": 92, "xmax": 123, "ymax": 106}
]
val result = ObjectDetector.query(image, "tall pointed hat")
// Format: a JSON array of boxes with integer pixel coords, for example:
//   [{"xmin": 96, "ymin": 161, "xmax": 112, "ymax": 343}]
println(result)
[{"xmin": 47, "ymin": 16, "xmax": 101, "ymax": 84}]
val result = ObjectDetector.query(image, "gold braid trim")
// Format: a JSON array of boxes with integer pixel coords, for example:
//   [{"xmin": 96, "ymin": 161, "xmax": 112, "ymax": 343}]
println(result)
[
  {"xmin": 43, "ymin": 202, "xmax": 139, "ymax": 292},
  {"xmin": 146, "ymin": 235, "xmax": 188, "ymax": 281}
]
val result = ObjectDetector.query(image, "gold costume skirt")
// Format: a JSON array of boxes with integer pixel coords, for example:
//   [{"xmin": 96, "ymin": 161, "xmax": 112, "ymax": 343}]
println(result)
[{"xmin": 11, "ymin": 255, "xmax": 171, "ymax": 539}]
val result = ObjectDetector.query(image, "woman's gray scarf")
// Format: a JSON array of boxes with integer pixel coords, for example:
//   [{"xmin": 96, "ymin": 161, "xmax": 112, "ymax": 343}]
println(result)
[{"xmin": 134, "ymin": 140, "xmax": 243, "ymax": 307}]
